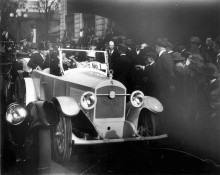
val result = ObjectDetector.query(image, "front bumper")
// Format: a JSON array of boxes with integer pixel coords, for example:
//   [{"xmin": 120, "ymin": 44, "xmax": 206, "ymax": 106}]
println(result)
[{"xmin": 72, "ymin": 133, "xmax": 168, "ymax": 145}]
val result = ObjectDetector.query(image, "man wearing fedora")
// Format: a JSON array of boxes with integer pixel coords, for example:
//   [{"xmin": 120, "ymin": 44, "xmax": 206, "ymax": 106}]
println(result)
[
  {"xmin": 155, "ymin": 37, "xmax": 175, "ymax": 100},
  {"xmin": 28, "ymin": 43, "xmax": 48, "ymax": 71}
]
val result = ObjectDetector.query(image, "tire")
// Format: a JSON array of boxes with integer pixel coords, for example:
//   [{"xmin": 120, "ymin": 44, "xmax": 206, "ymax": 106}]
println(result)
[
  {"xmin": 137, "ymin": 109, "xmax": 156, "ymax": 137},
  {"xmin": 52, "ymin": 112, "xmax": 72, "ymax": 163}
]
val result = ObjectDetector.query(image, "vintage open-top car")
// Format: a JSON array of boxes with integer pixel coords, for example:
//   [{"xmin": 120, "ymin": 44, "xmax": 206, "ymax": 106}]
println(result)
[{"xmin": 3, "ymin": 48, "xmax": 167, "ymax": 172}]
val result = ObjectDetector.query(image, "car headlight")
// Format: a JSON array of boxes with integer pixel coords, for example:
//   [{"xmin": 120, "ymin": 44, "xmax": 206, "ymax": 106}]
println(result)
[
  {"xmin": 6, "ymin": 103, "xmax": 27, "ymax": 125},
  {"xmin": 80, "ymin": 91, "xmax": 97, "ymax": 110},
  {"xmin": 130, "ymin": 90, "xmax": 144, "ymax": 108}
]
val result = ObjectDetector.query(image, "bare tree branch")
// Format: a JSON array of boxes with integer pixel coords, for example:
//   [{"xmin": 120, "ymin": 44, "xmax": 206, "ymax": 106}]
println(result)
[{"xmin": 35, "ymin": 0, "xmax": 60, "ymax": 40}]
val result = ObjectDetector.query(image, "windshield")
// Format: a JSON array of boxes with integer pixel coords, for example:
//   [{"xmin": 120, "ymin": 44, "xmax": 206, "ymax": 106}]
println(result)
[
  {"xmin": 59, "ymin": 48, "xmax": 108, "ymax": 76},
  {"xmin": 60, "ymin": 49, "xmax": 106, "ymax": 63}
]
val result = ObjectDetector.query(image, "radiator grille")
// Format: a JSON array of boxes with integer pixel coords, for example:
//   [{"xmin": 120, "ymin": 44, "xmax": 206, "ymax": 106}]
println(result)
[{"xmin": 96, "ymin": 86, "xmax": 125, "ymax": 119}]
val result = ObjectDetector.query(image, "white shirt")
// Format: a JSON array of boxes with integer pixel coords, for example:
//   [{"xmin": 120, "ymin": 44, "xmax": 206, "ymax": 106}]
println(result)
[
  {"xmin": 217, "ymin": 53, "xmax": 220, "ymax": 63},
  {"xmin": 109, "ymin": 49, "xmax": 114, "ymax": 56},
  {"xmin": 136, "ymin": 49, "xmax": 140, "ymax": 55},
  {"xmin": 159, "ymin": 49, "xmax": 166, "ymax": 57},
  {"xmin": 210, "ymin": 79, "xmax": 217, "ymax": 84},
  {"xmin": 40, "ymin": 53, "xmax": 46, "ymax": 61}
]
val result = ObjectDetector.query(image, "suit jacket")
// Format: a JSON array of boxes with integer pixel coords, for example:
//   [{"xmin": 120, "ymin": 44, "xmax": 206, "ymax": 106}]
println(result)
[
  {"xmin": 113, "ymin": 54, "xmax": 131, "ymax": 87},
  {"xmin": 130, "ymin": 48, "xmax": 146, "ymax": 65},
  {"xmin": 28, "ymin": 52, "xmax": 47, "ymax": 70},
  {"xmin": 143, "ymin": 62, "xmax": 157, "ymax": 96},
  {"xmin": 155, "ymin": 51, "xmax": 175, "ymax": 94},
  {"xmin": 108, "ymin": 48, "xmax": 120, "ymax": 70}
]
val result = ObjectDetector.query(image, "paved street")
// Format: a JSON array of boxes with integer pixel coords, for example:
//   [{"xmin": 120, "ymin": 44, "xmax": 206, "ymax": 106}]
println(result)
[{"xmin": 2, "ymin": 136, "xmax": 220, "ymax": 175}]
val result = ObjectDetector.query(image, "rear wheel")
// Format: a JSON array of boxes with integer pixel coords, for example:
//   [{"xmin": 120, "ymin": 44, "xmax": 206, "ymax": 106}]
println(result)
[
  {"xmin": 137, "ymin": 109, "xmax": 156, "ymax": 137},
  {"xmin": 52, "ymin": 112, "xmax": 72, "ymax": 163}
]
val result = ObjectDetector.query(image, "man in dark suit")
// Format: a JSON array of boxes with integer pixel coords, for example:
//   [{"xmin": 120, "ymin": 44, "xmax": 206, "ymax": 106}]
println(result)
[
  {"xmin": 1, "ymin": 27, "xmax": 15, "ymax": 54},
  {"xmin": 135, "ymin": 51, "xmax": 158, "ymax": 96},
  {"xmin": 155, "ymin": 38, "xmax": 175, "ymax": 100},
  {"xmin": 108, "ymin": 40, "xmax": 120, "ymax": 70},
  {"xmin": 154, "ymin": 38, "xmax": 176, "ymax": 134},
  {"xmin": 112, "ymin": 44, "xmax": 131, "ymax": 88},
  {"xmin": 28, "ymin": 43, "xmax": 48, "ymax": 70}
]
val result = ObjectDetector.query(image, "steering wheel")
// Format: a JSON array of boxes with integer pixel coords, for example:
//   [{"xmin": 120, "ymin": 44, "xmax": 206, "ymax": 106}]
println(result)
[{"xmin": 89, "ymin": 61, "xmax": 101, "ymax": 70}]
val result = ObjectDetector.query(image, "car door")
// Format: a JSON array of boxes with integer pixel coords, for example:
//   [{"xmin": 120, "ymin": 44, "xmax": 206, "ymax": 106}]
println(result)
[{"xmin": 40, "ymin": 73, "xmax": 55, "ymax": 100}]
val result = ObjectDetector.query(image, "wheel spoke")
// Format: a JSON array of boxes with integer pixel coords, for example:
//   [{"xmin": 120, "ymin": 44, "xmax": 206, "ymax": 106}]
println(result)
[{"xmin": 53, "ymin": 115, "xmax": 72, "ymax": 163}]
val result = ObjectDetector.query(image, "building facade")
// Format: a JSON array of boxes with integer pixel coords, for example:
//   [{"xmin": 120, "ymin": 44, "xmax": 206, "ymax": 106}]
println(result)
[
  {"xmin": 60, "ymin": 0, "xmax": 125, "ymax": 43},
  {"xmin": 10, "ymin": 0, "xmax": 60, "ymax": 42}
]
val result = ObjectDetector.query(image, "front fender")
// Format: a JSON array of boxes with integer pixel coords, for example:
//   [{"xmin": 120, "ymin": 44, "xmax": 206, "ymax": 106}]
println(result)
[
  {"xmin": 24, "ymin": 77, "xmax": 37, "ymax": 105},
  {"xmin": 72, "ymin": 110, "xmax": 98, "ymax": 137},
  {"xmin": 126, "ymin": 96, "xmax": 163, "ymax": 128},
  {"xmin": 26, "ymin": 101, "xmax": 58, "ymax": 130},
  {"xmin": 52, "ymin": 96, "xmax": 80, "ymax": 117}
]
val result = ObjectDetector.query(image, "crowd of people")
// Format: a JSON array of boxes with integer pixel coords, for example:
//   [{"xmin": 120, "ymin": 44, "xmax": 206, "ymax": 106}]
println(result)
[{"xmin": 108, "ymin": 36, "xmax": 220, "ymax": 138}]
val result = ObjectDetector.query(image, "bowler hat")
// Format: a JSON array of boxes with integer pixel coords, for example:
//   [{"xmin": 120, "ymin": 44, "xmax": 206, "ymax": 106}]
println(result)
[{"xmin": 31, "ymin": 43, "xmax": 38, "ymax": 49}]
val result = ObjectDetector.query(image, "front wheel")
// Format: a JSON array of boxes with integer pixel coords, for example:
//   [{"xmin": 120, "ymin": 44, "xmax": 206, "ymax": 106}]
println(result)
[
  {"xmin": 52, "ymin": 113, "xmax": 72, "ymax": 163},
  {"xmin": 137, "ymin": 109, "xmax": 156, "ymax": 137}
]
